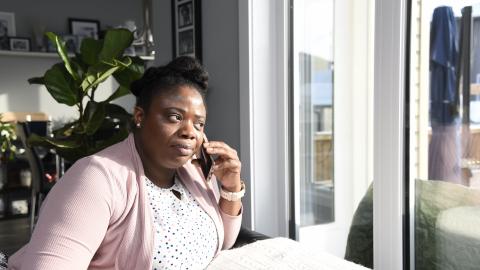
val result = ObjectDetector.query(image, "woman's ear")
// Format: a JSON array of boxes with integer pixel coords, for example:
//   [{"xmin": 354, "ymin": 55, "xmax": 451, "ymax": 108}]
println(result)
[{"xmin": 133, "ymin": 106, "xmax": 145, "ymax": 127}]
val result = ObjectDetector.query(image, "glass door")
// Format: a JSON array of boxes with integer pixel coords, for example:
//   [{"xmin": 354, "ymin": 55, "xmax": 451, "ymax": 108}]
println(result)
[
  {"xmin": 410, "ymin": 1, "xmax": 480, "ymax": 269},
  {"xmin": 291, "ymin": 0, "xmax": 374, "ymax": 259},
  {"xmin": 295, "ymin": 0, "xmax": 335, "ymax": 228}
]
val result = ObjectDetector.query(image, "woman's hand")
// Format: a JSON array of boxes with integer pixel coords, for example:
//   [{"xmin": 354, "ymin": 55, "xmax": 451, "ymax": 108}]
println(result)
[{"xmin": 203, "ymin": 141, "xmax": 242, "ymax": 192}]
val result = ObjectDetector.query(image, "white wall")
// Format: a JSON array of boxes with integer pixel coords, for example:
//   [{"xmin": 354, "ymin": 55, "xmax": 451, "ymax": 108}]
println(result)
[{"xmin": 0, "ymin": 55, "xmax": 78, "ymax": 122}]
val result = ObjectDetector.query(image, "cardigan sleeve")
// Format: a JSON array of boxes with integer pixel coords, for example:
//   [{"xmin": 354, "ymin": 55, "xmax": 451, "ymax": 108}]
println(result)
[
  {"xmin": 219, "ymin": 206, "xmax": 243, "ymax": 250},
  {"xmin": 8, "ymin": 157, "xmax": 114, "ymax": 270},
  {"xmin": 210, "ymin": 176, "xmax": 243, "ymax": 250}
]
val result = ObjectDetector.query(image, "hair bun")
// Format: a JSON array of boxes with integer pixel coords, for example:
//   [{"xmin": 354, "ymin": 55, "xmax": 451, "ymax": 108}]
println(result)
[
  {"xmin": 130, "ymin": 68, "xmax": 158, "ymax": 96},
  {"xmin": 167, "ymin": 56, "xmax": 209, "ymax": 91},
  {"xmin": 130, "ymin": 56, "xmax": 208, "ymax": 97}
]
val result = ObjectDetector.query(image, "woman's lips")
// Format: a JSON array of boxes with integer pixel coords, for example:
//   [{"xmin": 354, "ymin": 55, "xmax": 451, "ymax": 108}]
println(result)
[{"xmin": 172, "ymin": 144, "xmax": 194, "ymax": 156}]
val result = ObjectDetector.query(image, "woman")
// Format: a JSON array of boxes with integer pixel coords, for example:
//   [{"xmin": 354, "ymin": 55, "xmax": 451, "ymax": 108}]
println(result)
[{"xmin": 8, "ymin": 56, "xmax": 244, "ymax": 269}]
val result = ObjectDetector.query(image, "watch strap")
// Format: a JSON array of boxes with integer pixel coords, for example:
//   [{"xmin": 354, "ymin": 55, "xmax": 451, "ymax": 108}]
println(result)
[{"xmin": 220, "ymin": 181, "xmax": 246, "ymax": 201}]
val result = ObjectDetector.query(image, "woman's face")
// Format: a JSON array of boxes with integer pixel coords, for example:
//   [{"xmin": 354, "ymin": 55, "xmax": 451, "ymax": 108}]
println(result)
[{"xmin": 134, "ymin": 85, "xmax": 206, "ymax": 170}]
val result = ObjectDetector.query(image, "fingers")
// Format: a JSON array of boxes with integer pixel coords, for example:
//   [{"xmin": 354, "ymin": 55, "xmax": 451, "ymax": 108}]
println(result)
[
  {"xmin": 213, "ymin": 158, "xmax": 242, "ymax": 173},
  {"xmin": 204, "ymin": 141, "xmax": 238, "ymax": 160}
]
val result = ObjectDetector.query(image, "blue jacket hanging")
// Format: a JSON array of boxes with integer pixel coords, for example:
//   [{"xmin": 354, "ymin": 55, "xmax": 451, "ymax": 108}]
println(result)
[{"xmin": 430, "ymin": 6, "xmax": 458, "ymax": 125}]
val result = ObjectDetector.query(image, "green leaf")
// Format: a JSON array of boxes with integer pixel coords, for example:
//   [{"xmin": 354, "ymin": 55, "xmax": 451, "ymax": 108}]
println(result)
[
  {"xmin": 43, "ymin": 64, "xmax": 78, "ymax": 106},
  {"xmin": 69, "ymin": 58, "xmax": 87, "ymax": 80},
  {"xmin": 102, "ymin": 56, "xmax": 132, "ymax": 68},
  {"xmin": 28, "ymin": 77, "xmax": 45, "ymax": 85},
  {"xmin": 80, "ymin": 38, "xmax": 103, "ymax": 65},
  {"xmin": 113, "ymin": 57, "xmax": 144, "ymax": 87},
  {"xmin": 94, "ymin": 127, "xmax": 129, "ymax": 150},
  {"xmin": 55, "ymin": 146, "xmax": 89, "ymax": 163},
  {"xmin": 105, "ymin": 85, "xmax": 132, "ymax": 102},
  {"xmin": 104, "ymin": 103, "xmax": 132, "ymax": 129},
  {"xmin": 105, "ymin": 103, "xmax": 130, "ymax": 118},
  {"xmin": 84, "ymin": 101, "xmax": 106, "ymax": 135},
  {"xmin": 28, "ymin": 133, "xmax": 81, "ymax": 149},
  {"xmin": 99, "ymin": 29, "xmax": 133, "ymax": 61},
  {"xmin": 45, "ymin": 32, "xmax": 79, "ymax": 81},
  {"xmin": 52, "ymin": 121, "xmax": 78, "ymax": 138},
  {"xmin": 81, "ymin": 63, "xmax": 121, "ymax": 92}
]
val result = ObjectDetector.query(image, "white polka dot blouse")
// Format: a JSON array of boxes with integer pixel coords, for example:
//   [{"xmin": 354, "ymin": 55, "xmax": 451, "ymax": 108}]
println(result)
[{"xmin": 144, "ymin": 176, "xmax": 218, "ymax": 270}]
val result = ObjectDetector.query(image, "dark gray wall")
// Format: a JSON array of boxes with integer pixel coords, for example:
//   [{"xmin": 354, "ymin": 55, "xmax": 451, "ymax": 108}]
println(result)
[
  {"xmin": 202, "ymin": 0, "xmax": 240, "ymax": 152},
  {"xmin": 153, "ymin": 1, "xmax": 245, "ymax": 225},
  {"xmin": 2, "ymin": 0, "xmax": 142, "ymax": 49},
  {"xmin": 152, "ymin": 0, "xmax": 173, "ymax": 66},
  {"xmin": 2, "ymin": 0, "xmax": 245, "ymax": 224},
  {"xmin": 2, "ymin": 0, "xmax": 240, "ymax": 151},
  {"xmin": 153, "ymin": 1, "xmax": 240, "ymax": 151},
  {"xmin": 2, "ymin": 0, "xmax": 240, "ymax": 152}
]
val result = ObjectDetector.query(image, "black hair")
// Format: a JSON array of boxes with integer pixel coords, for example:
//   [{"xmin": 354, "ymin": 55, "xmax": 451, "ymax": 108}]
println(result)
[{"xmin": 130, "ymin": 56, "xmax": 208, "ymax": 112}]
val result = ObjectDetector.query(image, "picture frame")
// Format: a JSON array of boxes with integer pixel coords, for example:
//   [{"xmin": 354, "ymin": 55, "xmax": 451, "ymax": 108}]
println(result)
[
  {"xmin": 61, "ymin": 34, "xmax": 78, "ymax": 53},
  {"xmin": 68, "ymin": 18, "xmax": 100, "ymax": 40},
  {"xmin": 172, "ymin": 0, "xmax": 202, "ymax": 61},
  {"xmin": 9, "ymin": 37, "xmax": 30, "ymax": 52},
  {"xmin": 0, "ymin": 11, "xmax": 15, "ymax": 50}
]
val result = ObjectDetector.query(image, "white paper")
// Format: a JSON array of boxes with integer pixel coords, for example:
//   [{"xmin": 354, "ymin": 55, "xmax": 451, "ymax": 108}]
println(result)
[{"xmin": 207, "ymin": 238, "xmax": 371, "ymax": 270}]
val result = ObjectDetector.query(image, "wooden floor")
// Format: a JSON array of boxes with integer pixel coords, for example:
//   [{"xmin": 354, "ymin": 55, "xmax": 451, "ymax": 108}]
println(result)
[{"xmin": 0, "ymin": 217, "xmax": 30, "ymax": 256}]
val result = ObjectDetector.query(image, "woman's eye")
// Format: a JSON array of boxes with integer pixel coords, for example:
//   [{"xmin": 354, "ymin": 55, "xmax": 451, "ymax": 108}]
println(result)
[
  {"xmin": 194, "ymin": 122, "xmax": 205, "ymax": 130},
  {"xmin": 168, "ymin": 114, "xmax": 182, "ymax": 122}
]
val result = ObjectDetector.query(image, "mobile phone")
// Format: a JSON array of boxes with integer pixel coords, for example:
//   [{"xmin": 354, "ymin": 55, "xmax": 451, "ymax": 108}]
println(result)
[{"xmin": 199, "ymin": 136, "xmax": 215, "ymax": 181}]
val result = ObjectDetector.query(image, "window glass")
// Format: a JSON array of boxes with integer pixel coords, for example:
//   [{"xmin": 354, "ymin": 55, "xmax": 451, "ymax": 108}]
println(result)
[
  {"xmin": 412, "ymin": 2, "xmax": 480, "ymax": 269},
  {"xmin": 295, "ymin": 0, "xmax": 335, "ymax": 225}
]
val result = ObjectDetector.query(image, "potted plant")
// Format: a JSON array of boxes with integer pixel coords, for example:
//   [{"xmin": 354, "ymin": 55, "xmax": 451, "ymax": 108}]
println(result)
[{"xmin": 28, "ymin": 29, "xmax": 145, "ymax": 163}]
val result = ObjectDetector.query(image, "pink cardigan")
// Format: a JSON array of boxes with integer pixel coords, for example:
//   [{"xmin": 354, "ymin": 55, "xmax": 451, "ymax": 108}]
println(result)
[{"xmin": 8, "ymin": 134, "xmax": 242, "ymax": 269}]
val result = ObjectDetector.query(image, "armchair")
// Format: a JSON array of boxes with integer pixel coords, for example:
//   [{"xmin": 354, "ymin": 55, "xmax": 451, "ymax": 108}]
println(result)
[{"xmin": 232, "ymin": 226, "xmax": 270, "ymax": 249}]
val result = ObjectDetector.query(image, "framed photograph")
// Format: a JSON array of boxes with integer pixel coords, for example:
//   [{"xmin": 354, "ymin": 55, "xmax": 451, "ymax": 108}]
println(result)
[
  {"xmin": 0, "ymin": 11, "xmax": 15, "ymax": 50},
  {"xmin": 68, "ymin": 18, "xmax": 100, "ymax": 40},
  {"xmin": 61, "ymin": 34, "xmax": 78, "ymax": 53},
  {"xmin": 178, "ymin": 2, "xmax": 193, "ymax": 28},
  {"xmin": 172, "ymin": 0, "xmax": 202, "ymax": 61},
  {"xmin": 9, "ymin": 37, "xmax": 30, "ymax": 52}
]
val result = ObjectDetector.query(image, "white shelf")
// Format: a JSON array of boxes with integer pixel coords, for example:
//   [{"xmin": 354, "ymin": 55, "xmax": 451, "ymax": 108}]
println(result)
[
  {"xmin": 0, "ymin": 50, "xmax": 65, "ymax": 58},
  {"xmin": 0, "ymin": 49, "xmax": 154, "ymax": 60}
]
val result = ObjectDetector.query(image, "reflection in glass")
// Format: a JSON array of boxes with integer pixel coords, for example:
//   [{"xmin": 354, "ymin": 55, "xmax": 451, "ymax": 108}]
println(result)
[
  {"xmin": 414, "ymin": 3, "xmax": 480, "ymax": 269},
  {"xmin": 296, "ymin": 0, "xmax": 334, "ymax": 226}
]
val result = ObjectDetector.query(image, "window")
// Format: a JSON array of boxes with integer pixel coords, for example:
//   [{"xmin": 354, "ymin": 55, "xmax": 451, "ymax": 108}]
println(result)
[
  {"xmin": 295, "ymin": 0, "xmax": 335, "ymax": 226},
  {"xmin": 411, "ymin": 1, "xmax": 480, "ymax": 269}
]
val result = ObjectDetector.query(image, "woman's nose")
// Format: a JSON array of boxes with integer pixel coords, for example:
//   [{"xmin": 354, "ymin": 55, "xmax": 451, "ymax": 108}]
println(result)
[{"xmin": 180, "ymin": 120, "xmax": 196, "ymax": 139}]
